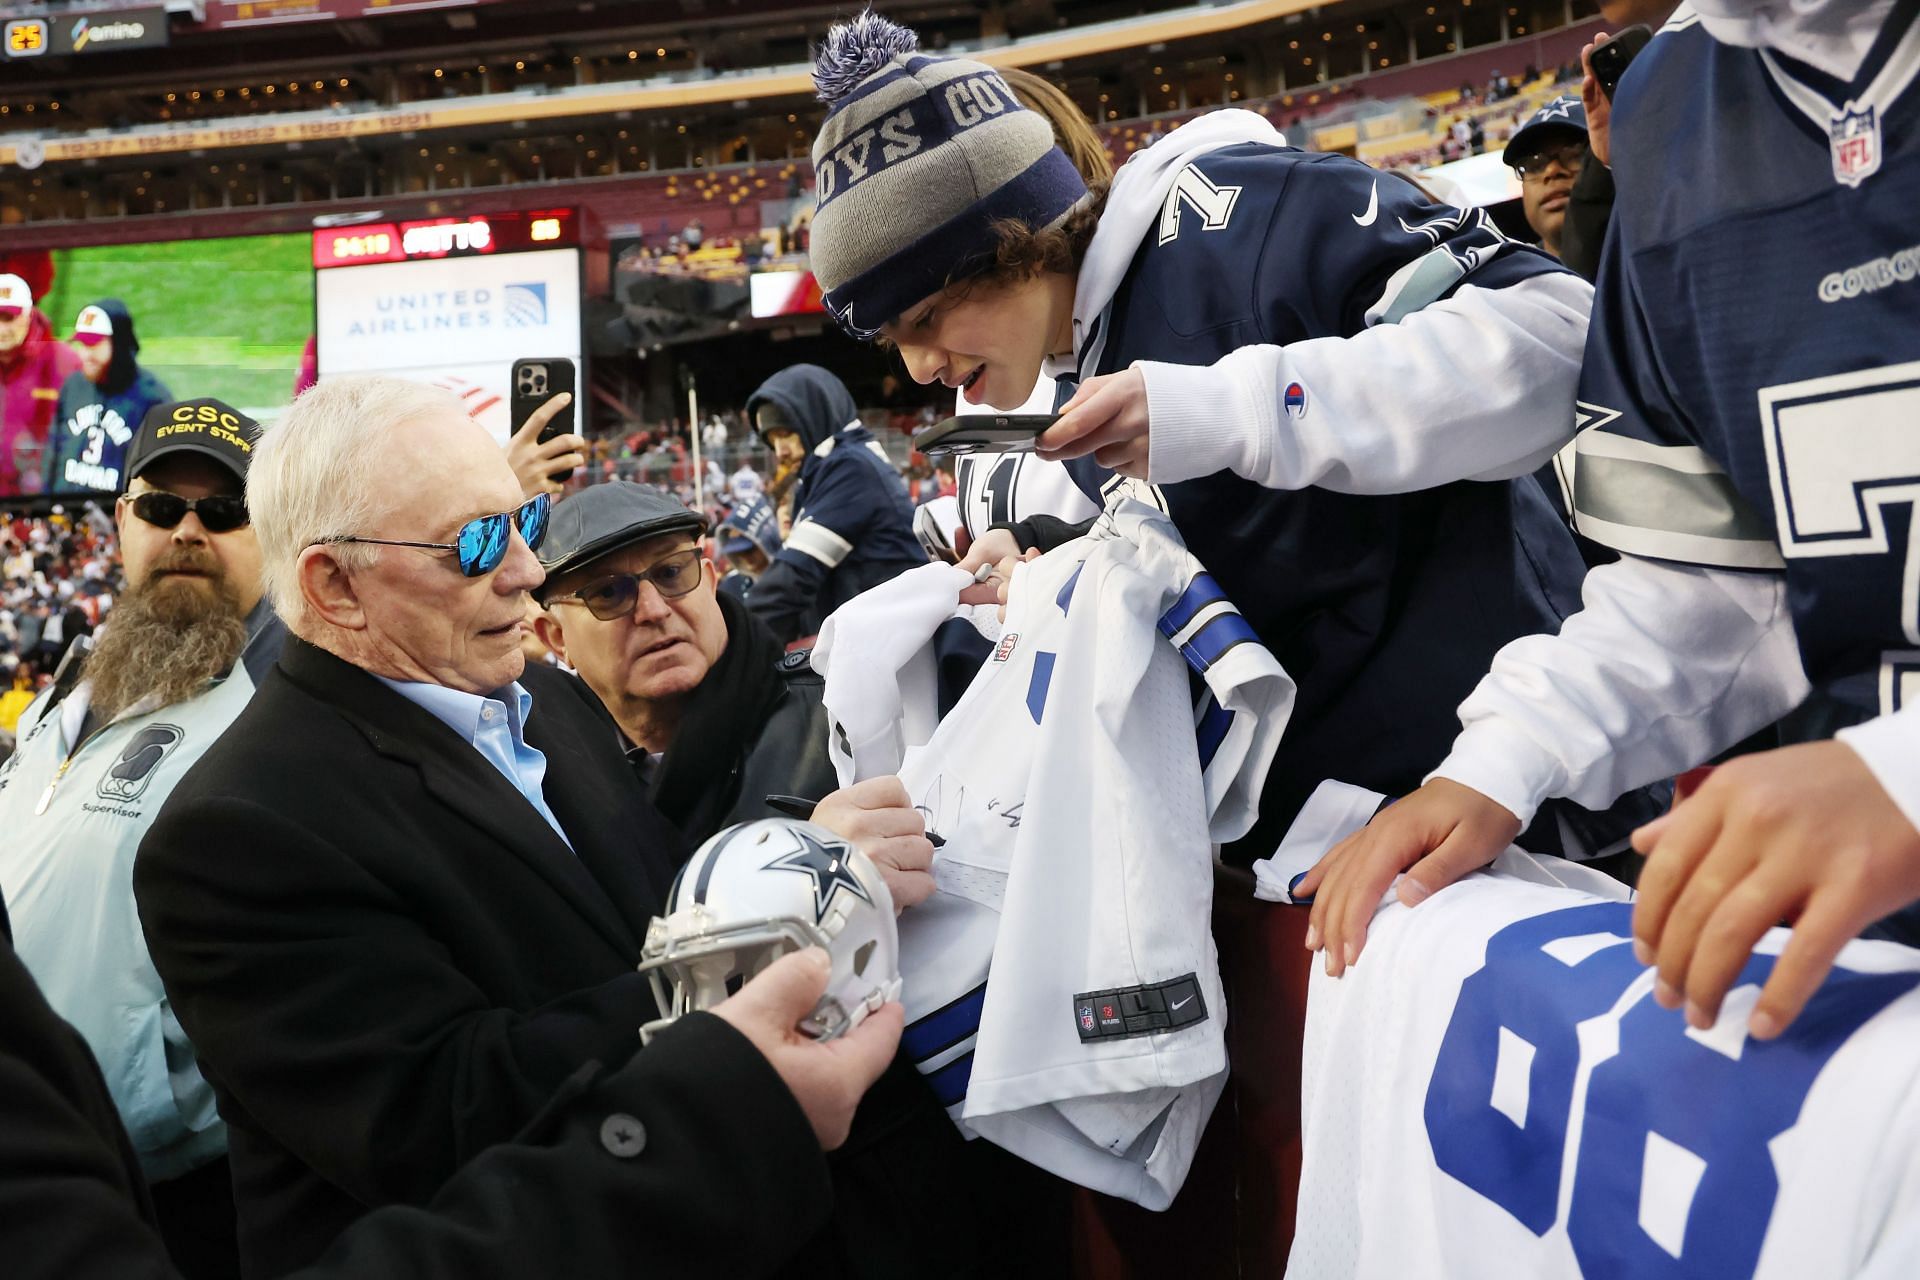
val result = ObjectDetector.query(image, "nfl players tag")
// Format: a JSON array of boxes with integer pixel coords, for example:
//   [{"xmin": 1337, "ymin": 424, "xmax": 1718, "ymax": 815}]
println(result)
[
  {"xmin": 1829, "ymin": 102, "xmax": 1881, "ymax": 188},
  {"xmin": 1759, "ymin": 10, "xmax": 1920, "ymax": 192}
]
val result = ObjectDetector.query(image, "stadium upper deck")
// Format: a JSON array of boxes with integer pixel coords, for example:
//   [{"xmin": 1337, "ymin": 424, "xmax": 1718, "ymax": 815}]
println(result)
[{"xmin": 0, "ymin": 0, "xmax": 1598, "ymax": 230}]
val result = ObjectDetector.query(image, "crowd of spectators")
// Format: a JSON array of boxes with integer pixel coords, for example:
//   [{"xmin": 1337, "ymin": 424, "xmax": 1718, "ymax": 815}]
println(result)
[{"xmin": 1, "ymin": 511, "xmax": 120, "ymax": 733}]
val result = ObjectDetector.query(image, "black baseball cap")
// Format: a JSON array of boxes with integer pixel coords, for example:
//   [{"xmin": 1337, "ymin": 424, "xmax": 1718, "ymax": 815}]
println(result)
[
  {"xmin": 124, "ymin": 398, "xmax": 262, "ymax": 491},
  {"xmin": 535, "ymin": 482, "xmax": 708, "ymax": 601}
]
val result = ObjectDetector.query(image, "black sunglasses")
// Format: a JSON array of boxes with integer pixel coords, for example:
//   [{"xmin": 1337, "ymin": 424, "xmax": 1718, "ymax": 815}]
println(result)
[
  {"xmin": 1512, "ymin": 141, "xmax": 1589, "ymax": 180},
  {"xmin": 545, "ymin": 548, "xmax": 703, "ymax": 619},
  {"xmin": 323, "ymin": 493, "xmax": 550, "ymax": 578},
  {"xmin": 129, "ymin": 490, "xmax": 250, "ymax": 534}
]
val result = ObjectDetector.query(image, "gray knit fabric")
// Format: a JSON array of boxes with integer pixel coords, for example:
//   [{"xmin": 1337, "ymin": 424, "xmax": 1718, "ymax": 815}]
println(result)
[{"xmin": 809, "ymin": 57, "xmax": 1059, "ymax": 299}]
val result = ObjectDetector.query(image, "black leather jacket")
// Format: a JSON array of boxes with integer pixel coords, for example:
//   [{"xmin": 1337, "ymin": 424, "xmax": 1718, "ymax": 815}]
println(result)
[
  {"xmin": 638, "ymin": 590, "xmax": 839, "ymax": 847},
  {"xmin": 658, "ymin": 650, "xmax": 837, "ymax": 846}
]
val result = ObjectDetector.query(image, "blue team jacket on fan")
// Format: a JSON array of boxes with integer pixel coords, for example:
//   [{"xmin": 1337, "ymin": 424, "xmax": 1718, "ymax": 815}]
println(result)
[
  {"xmin": 745, "ymin": 364, "xmax": 924, "ymax": 642},
  {"xmin": 1570, "ymin": 3, "xmax": 1920, "ymax": 727},
  {"xmin": 1062, "ymin": 142, "xmax": 1632, "ymax": 858}
]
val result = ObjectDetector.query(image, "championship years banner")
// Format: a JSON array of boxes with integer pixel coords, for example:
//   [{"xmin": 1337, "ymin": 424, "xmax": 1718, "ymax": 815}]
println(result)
[{"xmin": 1288, "ymin": 868, "xmax": 1920, "ymax": 1279}]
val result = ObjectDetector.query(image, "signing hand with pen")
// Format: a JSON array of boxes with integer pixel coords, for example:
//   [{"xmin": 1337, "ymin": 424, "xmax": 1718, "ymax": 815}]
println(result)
[{"xmin": 807, "ymin": 777, "xmax": 937, "ymax": 911}]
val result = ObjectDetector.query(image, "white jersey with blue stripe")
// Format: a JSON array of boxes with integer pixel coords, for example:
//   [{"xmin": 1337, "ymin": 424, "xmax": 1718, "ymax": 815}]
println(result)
[
  {"xmin": 1290, "ymin": 862, "xmax": 1920, "ymax": 1279},
  {"xmin": 885, "ymin": 499, "xmax": 1293, "ymax": 1208},
  {"xmin": 1571, "ymin": 2, "xmax": 1920, "ymax": 720},
  {"xmin": 951, "ymin": 375, "xmax": 1104, "ymax": 538}
]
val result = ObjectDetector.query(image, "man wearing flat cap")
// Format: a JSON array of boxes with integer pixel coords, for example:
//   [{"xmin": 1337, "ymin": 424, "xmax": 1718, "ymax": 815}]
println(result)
[
  {"xmin": 533, "ymin": 482, "xmax": 923, "ymax": 866},
  {"xmin": 0, "ymin": 395, "xmax": 279, "ymax": 1278},
  {"xmin": 532, "ymin": 481, "xmax": 1061, "ymax": 1278}
]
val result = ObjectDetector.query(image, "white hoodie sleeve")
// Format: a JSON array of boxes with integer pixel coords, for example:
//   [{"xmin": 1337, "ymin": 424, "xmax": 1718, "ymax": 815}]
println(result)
[
  {"xmin": 1137, "ymin": 271, "xmax": 1592, "ymax": 494},
  {"xmin": 1428, "ymin": 554, "xmax": 1811, "ymax": 826},
  {"xmin": 1837, "ymin": 707, "xmax": 1920, "ymax": 837}
]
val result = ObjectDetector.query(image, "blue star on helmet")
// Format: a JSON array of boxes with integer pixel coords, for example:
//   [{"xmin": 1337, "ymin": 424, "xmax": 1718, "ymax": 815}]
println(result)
[
  {"xmin": 1535, "ymin": 96, "xmax": 1579, "ymax": 122},
  {"xmin": 764, "ymin": 828, "xmax": 874, "ymax": 924}
]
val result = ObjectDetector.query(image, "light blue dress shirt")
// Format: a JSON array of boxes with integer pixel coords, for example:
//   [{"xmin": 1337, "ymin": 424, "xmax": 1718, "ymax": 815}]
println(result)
[{"xmin": 376, "ymin": 677, "xmax": 574, "ymax": 851}]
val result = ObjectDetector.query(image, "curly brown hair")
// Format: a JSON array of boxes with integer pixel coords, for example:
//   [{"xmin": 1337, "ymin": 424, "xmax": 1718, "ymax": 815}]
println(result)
[
  {"xmin": 873, "ymin": 184, "xmax": 1106, "ymax": 346},
  {"xmin": 918, "ymin": 182, "xmax": 1108, "ymax": 317}
]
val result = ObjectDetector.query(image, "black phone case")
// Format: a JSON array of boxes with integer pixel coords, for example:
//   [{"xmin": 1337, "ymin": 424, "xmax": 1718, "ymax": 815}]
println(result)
[
  {"xmin": 913, "ymin": 414, "xmax": 1056, "ymax": 457},
  {"xmin": 1593, "ymin": 25, "xmax": 1653, "ymax": 100},
  {"xmin": 510, "ymin": 357, "xmax": 577, "ymax": 482}
]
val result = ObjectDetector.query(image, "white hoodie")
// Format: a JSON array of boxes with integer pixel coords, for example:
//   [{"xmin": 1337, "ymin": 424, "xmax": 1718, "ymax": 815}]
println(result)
[{"xmin": 1046, "ymin": 109, "xmax": 1596, "ymax": 495}]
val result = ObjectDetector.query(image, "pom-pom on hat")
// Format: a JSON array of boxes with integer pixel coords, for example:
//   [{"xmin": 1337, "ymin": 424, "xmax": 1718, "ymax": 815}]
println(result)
[{"xmin": 807, "ymin": 11, "xmax": 1087, "ymax": 340}]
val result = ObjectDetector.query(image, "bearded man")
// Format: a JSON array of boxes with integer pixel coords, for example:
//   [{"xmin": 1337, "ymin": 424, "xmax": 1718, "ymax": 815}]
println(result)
[{"xmin": 0, "ymin": 397, "xmax": 277, "ymax": 1280}]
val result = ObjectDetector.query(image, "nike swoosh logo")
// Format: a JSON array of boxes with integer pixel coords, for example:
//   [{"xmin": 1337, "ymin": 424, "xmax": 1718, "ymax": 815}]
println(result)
[
  {"xmin": 1352, "ymin": 181, "xmax": 1379, "ymax": 227},
  {"xmin": 1170, "ymin": 995, "xmax": 1194, "ymax": 1011}
]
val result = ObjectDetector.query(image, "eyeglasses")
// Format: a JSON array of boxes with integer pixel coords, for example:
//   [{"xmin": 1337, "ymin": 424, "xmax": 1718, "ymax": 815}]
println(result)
[
  {"xmin": 129, "ymin": 490, "xmax": 250, "ymax": 534},
  {"xmin": 545, "ymin": 548, "xmax": 703, "ymax": 620},
  {"xmin": 1512, "ymin": 141, "xmax": 1588, "ymax": 181},
  {"xmin": 323, "ymin": 493, "xmax": 550, "ymax": 577}
]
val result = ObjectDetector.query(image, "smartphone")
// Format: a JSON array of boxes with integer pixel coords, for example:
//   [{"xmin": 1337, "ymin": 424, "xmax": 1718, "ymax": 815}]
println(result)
[
  {"xmin": 510, "ymin": 357, "xmax": 578, "ymax": 482},
  {"xmin": 1591, "ymin": 24, "xmax": 1653, "ymax": 101},
  {"xmin": 914, "ymin": 413, "xmax": 1056, "ymax": 458}
]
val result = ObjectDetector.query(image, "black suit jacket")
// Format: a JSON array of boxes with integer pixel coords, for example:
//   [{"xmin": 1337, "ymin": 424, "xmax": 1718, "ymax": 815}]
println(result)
[
  {"xmin": 1, "ymin": 898, "xmax": 829, "ymax": 1280},
  {"xmin": 133, "ymin": 636, "xmax": 707, "ymax": 1276}
]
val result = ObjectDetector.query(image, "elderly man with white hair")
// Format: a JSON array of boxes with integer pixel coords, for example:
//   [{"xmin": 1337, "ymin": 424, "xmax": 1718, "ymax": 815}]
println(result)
[{"xmin": 131, "ymin": 376, "xmax": 908, "ymax": 1278}]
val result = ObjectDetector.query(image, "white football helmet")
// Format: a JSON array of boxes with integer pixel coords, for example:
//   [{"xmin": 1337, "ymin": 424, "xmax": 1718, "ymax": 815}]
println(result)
[{"xmin": 638, "ymin": 818, "xmax": 902, "ymax": 1044}]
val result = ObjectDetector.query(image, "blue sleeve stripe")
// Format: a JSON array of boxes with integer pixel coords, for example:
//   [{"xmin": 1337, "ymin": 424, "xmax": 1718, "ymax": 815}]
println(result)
[
  {"xmin": 1159, "ymin": 573, "xmax": 1229, "ymax": 637},
  {"xmin": 1056, "ymin": 562, "xmax": 1084, "ymax": 613},
  {"xmin": 1196, "ymin": 694, "xmax": 1234, "ymax": 771},
  {"xmin": 1026, "ymin": 651, "xmax": 1056, "ymax": 724},
  {"xmin": 924, "ymin": 1050, "xmax": 976, "ymax": 1108},
  {"xmin": 1181, "ymin": 611, "xmax": 1259, "ymax": 673},
  {"xmin": 902, "ymin": 982, "xmax": 988, "ymax": 1063}
]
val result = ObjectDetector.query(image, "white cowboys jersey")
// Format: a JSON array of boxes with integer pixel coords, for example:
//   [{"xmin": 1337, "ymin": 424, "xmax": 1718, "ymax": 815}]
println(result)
[
  {"xmin": 951, "ymin": 374, "xmax": 1102, "ymax": 538},
  {"xmin": 820, "ymin": 499, "xmax": 1294, "ymax": 1207},
  {"xmin": 1289, "ymin": 869, "xmax": 1920, "ymax": 1279}
]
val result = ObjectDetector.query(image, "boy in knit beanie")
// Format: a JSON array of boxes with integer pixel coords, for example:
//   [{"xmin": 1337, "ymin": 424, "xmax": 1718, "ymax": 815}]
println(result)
[{"xmin": 806, "ymin": 14, "xmax": 1662, "ymax": 946}]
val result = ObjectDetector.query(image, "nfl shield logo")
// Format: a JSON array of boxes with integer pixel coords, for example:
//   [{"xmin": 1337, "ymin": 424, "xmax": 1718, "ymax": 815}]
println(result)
[
  {"xmin": 1829, "ymin": 102, "xmax": 1880, "ymax": 187},
  {"xmin": 1080, "ymin": 1005, "xmax": 1096, "ymax": 1032}
]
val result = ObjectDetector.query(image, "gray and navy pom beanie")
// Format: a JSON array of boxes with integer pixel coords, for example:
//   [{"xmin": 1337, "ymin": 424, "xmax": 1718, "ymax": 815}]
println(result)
[{"xmin": 807, "ymin": 12, "xmax": 1088, "ymax": 339}]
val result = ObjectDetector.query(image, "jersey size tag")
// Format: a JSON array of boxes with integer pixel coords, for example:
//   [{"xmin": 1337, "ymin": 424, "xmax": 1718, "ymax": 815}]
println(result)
[{"xmin": 1074, "ymin": 973, "xmax": 1208, "ymax": 1042}]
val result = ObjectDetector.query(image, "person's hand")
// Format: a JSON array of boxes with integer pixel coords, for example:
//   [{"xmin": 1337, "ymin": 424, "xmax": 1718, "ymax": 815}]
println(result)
[
  {"xmin": 505, "ymin": 393, "xmax": 584, "ymax": 498},
  {"xmin": 959, "ymin": 548, "xmax": 1039, "ymax": 617},
  {"xmin": 955, "ymin": 529, "xmax": 1037, "ymax": 615},
  {"xmin": 1036, "ymin": 368, "xmax": 1151, "ymax": 477},
  {"xmin": 809, "ymin": 776, "xmax": 935, "ymax": 910},
  {"xmin": 1630, "ymin": 740, "xmax": 1920, "ymax": 1041},
  {"xmin": 1295, "ymin": 778, "xmax": 1522, "ymax": 977},
  {"xmin": 1580, "ymin": 34, "xmax": 1614, "ymax": 168},
  {"xmin": 710, "ymin": 948, "xmax": 902, "ymax": 1150},
  {"xmin": 956, "ymin": 527, "xmax": 1020, "ymax": 577}
]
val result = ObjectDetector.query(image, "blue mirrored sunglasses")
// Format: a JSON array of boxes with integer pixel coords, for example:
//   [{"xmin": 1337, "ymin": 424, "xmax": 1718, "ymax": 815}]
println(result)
[{"xmin": 322, "ymin": 492, "xmax": 550, "ymax": 577}]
